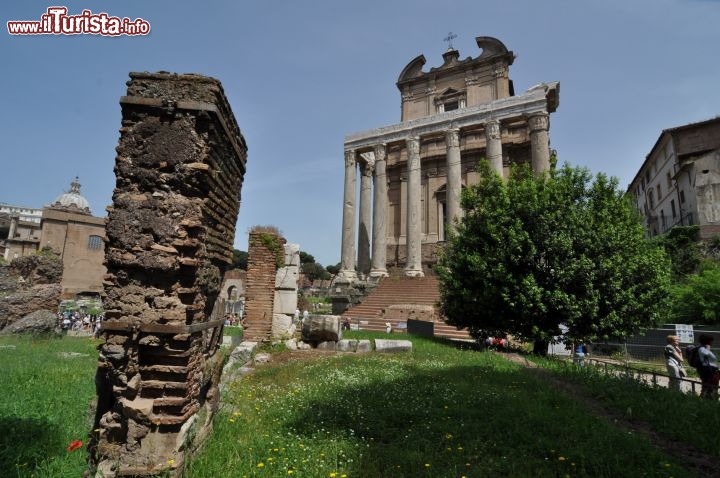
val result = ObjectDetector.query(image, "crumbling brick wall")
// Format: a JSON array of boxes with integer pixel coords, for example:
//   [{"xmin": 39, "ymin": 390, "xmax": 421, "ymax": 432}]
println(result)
[
  {"xmin": 242, "ymin": 230, "xmax": 284, "ymax": 341},
  {"xmin": 92, "ymin": 72, "xmax": 247, "ymax": 477}
]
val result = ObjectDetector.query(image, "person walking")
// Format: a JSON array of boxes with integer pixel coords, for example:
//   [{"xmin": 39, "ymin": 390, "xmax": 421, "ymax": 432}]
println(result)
[
  {"xmin": 664, "ymin": 335, "xmax": 686, "ymax": 392},
  {"xmin": 697, "ymin": 334, "xmax": 719, "ymax": 399}
]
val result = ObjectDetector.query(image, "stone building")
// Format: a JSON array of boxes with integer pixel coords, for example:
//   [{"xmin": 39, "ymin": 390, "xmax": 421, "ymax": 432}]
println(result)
[
  {"xmin": 0, "ymin": 178, "xmax": 106, "ymax": 298},
  {"xmin": 339, "ymin": 36, "xmax": 560, "ymax": 281},
  {"xmin": 628, "ymin": 117, "xmax": 720, "ymax": 239}
]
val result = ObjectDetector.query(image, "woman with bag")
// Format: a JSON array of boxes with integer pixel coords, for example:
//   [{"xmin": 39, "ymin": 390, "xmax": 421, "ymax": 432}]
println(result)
[{"xmin": 664, "ymin": 335, "xmax": 686, "ymax": 392}]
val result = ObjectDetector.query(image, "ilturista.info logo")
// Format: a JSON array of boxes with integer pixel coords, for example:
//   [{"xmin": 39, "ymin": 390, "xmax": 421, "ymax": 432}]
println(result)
[{"xmin": 8, "ymin": 7, "xmax": 150, "ymax": 36}]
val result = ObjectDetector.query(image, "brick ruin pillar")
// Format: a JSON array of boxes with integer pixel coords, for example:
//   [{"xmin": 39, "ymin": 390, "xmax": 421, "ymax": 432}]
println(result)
[
  {"xmin": 242, "ymin": 230, "xmax": 284, "ymax": 341},
  {"xmin": 91, "ymin": 72, "xmax": 247, "ymax": 477}
]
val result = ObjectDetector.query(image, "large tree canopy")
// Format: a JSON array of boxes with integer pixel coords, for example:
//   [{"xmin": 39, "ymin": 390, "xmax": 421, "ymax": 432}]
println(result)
[{"xmin": 437, "ymin": 162, "xmax": 671, "ymax": 347}]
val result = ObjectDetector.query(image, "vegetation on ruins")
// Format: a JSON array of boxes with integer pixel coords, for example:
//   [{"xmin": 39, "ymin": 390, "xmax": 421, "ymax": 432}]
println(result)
[
  {"xmin": 3, "ymin": 332, "xmax": 717, "ymax": 477},
  {"xmin": 437, "ymin": 161, "xmax": 672, "ymax": 352},
  {"xmin": 250, "ymin": 225, "xmax": 285, "ymax": 269}
]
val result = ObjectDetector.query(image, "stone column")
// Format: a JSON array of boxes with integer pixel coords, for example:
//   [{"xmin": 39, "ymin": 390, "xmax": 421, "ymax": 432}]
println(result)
[
  {"xmin": 485, "ymin": 120, "xmax": 503, "ymax": 177},
  {"xmin": 357, "ymin": 159, "xmax": 374, "ymax": 278},
  {"xmin": 404, "ymin": 136, "xmax": 424, "ymax": 277},
  {"xmin": 445, "ymin": 129, "xmax": 462, "ymax": 236},
  {"xmin": 370, "ymin": 143, "xmax": 388, "ymax": 278},
  {"xmin": 529, "ymin": 113, "xmax": 551, "ymax": 174},
  {"xmin": 338, "ymin": 149, "xmax": 358, "ymax": 282}
]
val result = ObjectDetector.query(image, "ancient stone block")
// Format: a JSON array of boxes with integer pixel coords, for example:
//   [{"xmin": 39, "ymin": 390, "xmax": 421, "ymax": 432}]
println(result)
[
  {"xmin": 374, "ymin": 339, "xmax": 413, "ymax": 353},
  {"xmin": 337, "ymin": 339, "xmax": 358, "ymax": 352},
  {"xmin": 302, "ymin": 315, "xmax": 342, "ymax": 342}
]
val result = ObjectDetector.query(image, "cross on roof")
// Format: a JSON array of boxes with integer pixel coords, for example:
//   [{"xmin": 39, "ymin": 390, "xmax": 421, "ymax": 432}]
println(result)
[{"xmin": 443, "ymin": 32, "xmax": 458, "ymax": 49}]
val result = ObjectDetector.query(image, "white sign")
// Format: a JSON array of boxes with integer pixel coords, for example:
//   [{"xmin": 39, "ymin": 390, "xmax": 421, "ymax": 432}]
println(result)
[{"xmin": 675, "ymin": 324, "xmax": 694, "ymax": 344}]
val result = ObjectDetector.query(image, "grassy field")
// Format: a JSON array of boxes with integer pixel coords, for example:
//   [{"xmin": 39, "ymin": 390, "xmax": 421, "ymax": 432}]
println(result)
[
  {"xmin": 1, "ymin": 332, "xmax": 716, "ymax": 477},
  {"xmin": 0, "ymin": 335, "xmax": 98, "ymax": 478}
]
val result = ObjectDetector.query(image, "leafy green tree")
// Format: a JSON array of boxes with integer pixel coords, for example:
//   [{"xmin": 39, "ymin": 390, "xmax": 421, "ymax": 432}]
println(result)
[
  {"xmin": 670, "ymin": 260, "xmax": 720, "ymax": 324},
  {"xmin": 437, "ymin": 161, "xmax": 671, "ymax": 353},
  {"xmin": 232, "ymin": 249, "xmax": 248, "ymax": 270},
  {"xmin": 299, "ymin": 251, "xmax": 315, "ymax": 265},
  {"xmin": 326, "ymin": 263, "xmax": 341, "ymax": 276},
  {"xmin": 652, "ymin": 226, "xmax": 702, "ymax": 279},
  {"xmin": 302, "ymin": 261, "xmax": 331, "ymax": 283}
]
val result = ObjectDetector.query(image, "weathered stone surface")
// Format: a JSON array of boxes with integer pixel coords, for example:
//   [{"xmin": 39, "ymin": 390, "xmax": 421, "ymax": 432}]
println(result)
[
  {"xmin": 254, "ymin": 353, "xmax": 272, "ymax": 364},
  {"xmin": 274, "ymin": 289, "xmax": 298, "ymax": 316},
  {"xmin": 230, "ymin": 341, "xmax": 258, "ymax": 364},
  {"xmin": 284, "ymin": 338, "xmax": 298, "ymax": 350},
  {"xmin": 0, "ymin": 284, "xmax": 62, "ymax": 330},
  {"xmin": 337, "ymin": 339, "xmax": 358, "ymax": 352},
  {"xmin": 271, "ymin": 313, "xmax": 296, "ymax": 340},
  {"xmin": 356, "ymin": 340, "xmax": 372, "ymax": 353},
  {"xmin": 302, "ymin": 315, "xmax": 342, "ymax": 342},
  {"xmin": 0, "ymin": 309, "xmax": 58, "ymax": 335},
  {"xmin": 385, "ymin": 304, "xmax": 436, "ymax": 322},
  {"xmin": 374, "ymin": 339, "xmax": 413, "ymax": 353},
  {"xmin": 317, "ymin": 341, "xmax": 337, "ymax": 351}
]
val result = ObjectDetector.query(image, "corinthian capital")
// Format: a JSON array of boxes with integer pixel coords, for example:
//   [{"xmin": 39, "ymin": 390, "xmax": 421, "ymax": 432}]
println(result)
[
  {"xmin": 484, "ymin": 120, "xmax": 501, "ymax": 141},
  {"xmin": 528, "ymin": 113, "xmax": 549, "ymax": 132},
  {"xmin": 406, "ymin": 136, "xmax": 420, "ymax": 156},
  {"xmin": 373, "ymin": 143, "xmax": 387, "ymax": 162},
  {"xmin": 446, "ymin": 129, "xmax": 460, "ymax": 149},
  {"xmin": 344, "ymin": 149, "xmax": 356, "ymax": 168},
  {"xmin": 361, "ymin": 161, "xmax": 375, "ymax": 177}
]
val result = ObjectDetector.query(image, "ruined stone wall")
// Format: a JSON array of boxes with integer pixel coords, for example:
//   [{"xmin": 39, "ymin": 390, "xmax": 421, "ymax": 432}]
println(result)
[
  {"xmin": 243, "ymin": 231, "xmax": 284, "ymax": 341},
  {"xmin": 92, "ymin": 72, "xmax": 247, "ymax": 477}
]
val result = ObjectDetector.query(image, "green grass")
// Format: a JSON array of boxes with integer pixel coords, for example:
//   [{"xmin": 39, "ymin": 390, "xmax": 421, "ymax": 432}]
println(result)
[
  {"xmin": 0, "ymin": 335, "xmax": 98, "ymax": 478},
  {"xmin": 187, "ymin": 332, "xmax": 695, "ymax": 478},
  {"xmin": 0, "ymin": 332, "xmax": 711, "ymax": 477}
]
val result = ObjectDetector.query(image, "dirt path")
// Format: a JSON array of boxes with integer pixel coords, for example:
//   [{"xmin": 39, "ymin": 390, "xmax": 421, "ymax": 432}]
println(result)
[{"xmin": 502, "ymin": 353, "xmax": 717, "ymax": 476}]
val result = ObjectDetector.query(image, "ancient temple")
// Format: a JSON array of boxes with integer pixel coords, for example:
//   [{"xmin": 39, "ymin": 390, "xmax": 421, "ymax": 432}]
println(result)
[{"xmin": 339, "ymin": 36, "xmax": 559, "ymax": 281}]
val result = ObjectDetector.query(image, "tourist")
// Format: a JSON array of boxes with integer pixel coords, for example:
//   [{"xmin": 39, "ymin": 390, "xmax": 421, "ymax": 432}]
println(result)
[
  {"xmin": 342, "ymin": 317, "xmax": 351, "ymax": 331},
  {"xmin": 302, "ymin": 309, "xmax": 309, "ymax": 323},
  {"xmin": 574, "ymin": 341, "xmax": 589, "ymax": 366},
  {"xmin": 664, "ymin": 335, "xmax": 686, "ymax": 392},
  {"xmin": 697, "ymin": 334, "xmax": 719, "ymax": 399},
  {"xmin": 293, "ymin": 308, "xmax": 300, "ymax": 324}
]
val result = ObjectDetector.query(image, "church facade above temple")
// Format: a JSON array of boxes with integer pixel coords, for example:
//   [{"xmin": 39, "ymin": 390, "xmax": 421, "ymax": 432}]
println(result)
[{"xmin": 340, "ymin": 36, "xmax": 560, "ymax": 281}]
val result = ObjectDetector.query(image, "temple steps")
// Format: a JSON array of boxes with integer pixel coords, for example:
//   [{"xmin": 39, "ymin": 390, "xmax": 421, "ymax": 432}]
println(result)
[{"xmin": 340, "ymin": 275, "xmax": 472, "ymax": 341}]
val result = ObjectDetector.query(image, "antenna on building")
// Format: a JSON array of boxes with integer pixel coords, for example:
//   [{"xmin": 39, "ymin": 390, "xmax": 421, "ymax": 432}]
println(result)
[{"xmin": 443, "ymin": 32, "xmax": 458, "ymax": 50}]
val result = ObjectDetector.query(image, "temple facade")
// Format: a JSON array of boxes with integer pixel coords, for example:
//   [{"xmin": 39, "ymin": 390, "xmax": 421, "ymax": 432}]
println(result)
[{"xmin": 339, "ymin": 36, "xmax": 560, "ymax": 281}]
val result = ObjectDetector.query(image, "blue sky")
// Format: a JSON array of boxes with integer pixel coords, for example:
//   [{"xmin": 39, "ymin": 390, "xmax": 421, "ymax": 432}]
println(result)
[{"xmin": 2, "ymin": 1, "xmax": 719, "ymax": 267}]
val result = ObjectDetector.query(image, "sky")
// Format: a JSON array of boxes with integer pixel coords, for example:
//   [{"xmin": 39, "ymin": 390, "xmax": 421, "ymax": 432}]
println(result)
[{"xmin": 2, "ymin": 1, "xmax": 719, "ymax": 267}]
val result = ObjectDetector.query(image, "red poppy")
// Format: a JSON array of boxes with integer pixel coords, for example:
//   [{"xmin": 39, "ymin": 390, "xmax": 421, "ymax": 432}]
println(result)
[{"xmin": 67, "ymin": 440, "xmax": 83, "ymax": 452}]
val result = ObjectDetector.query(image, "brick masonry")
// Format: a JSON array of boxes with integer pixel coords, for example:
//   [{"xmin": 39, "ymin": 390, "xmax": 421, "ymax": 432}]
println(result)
[{"xmin": 91, "ymin": 72, "xmax": 247, "ymax": 477}]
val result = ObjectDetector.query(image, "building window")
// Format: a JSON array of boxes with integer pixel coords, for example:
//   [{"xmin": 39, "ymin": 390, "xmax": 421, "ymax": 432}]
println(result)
[
  {"xmin": 671, "ymin": 199, "xmax": 676, "ymax": 218},
  {"xmin": 661, "ymin": 210, "xmax": 666, "ymax": 230},
  {"xmin": 648, "ymin": 190, "xmax": 654, "ymax": 209},
  {"xmin": 667, "ymin": 172, "xmax": 672, "ymax": 189},
  {"xmin": 656, "ymin": 184, "xmax": 661, "ymax": 200},
  {"xmin": 679, "ymin": 190, "xmax": 685, "ymax": 204},
  {"xmin": 88, "ymin": 235, "xmax": 102, "ymax": 250}
]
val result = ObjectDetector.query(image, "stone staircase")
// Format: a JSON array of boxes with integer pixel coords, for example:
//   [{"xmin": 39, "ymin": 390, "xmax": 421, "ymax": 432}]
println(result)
[{"xmin": 340, "ymin": 275, "xmax": 472, "ymax": 341}]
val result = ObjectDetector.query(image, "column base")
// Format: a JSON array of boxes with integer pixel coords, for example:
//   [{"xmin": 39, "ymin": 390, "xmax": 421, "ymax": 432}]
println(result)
[
  {"xmin": 369, "ymin": 268, "xmax": 389, "ymax": 279},
  {"xmin": 336, "ymin": 269, "xmax": 358, "ymax": 283},
  {"xmin": 403, "ymin": 268, "xmax": 425, "ymax": 278}
]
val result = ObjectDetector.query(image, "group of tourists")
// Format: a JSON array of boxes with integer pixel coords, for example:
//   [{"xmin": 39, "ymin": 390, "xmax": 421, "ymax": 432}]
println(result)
[
  {"xmin": 664, "ymin": 333, "xmax": 719, "ymax": 399},
  {"xmin": 58, "ymin": 311, "xmax": 103, "ymax": 336}
]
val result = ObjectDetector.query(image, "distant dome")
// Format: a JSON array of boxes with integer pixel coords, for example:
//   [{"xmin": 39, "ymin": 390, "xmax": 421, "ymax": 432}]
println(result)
[{"xmin": 50, "ymin": 177, "xmax": 91, "ymax": 214}]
